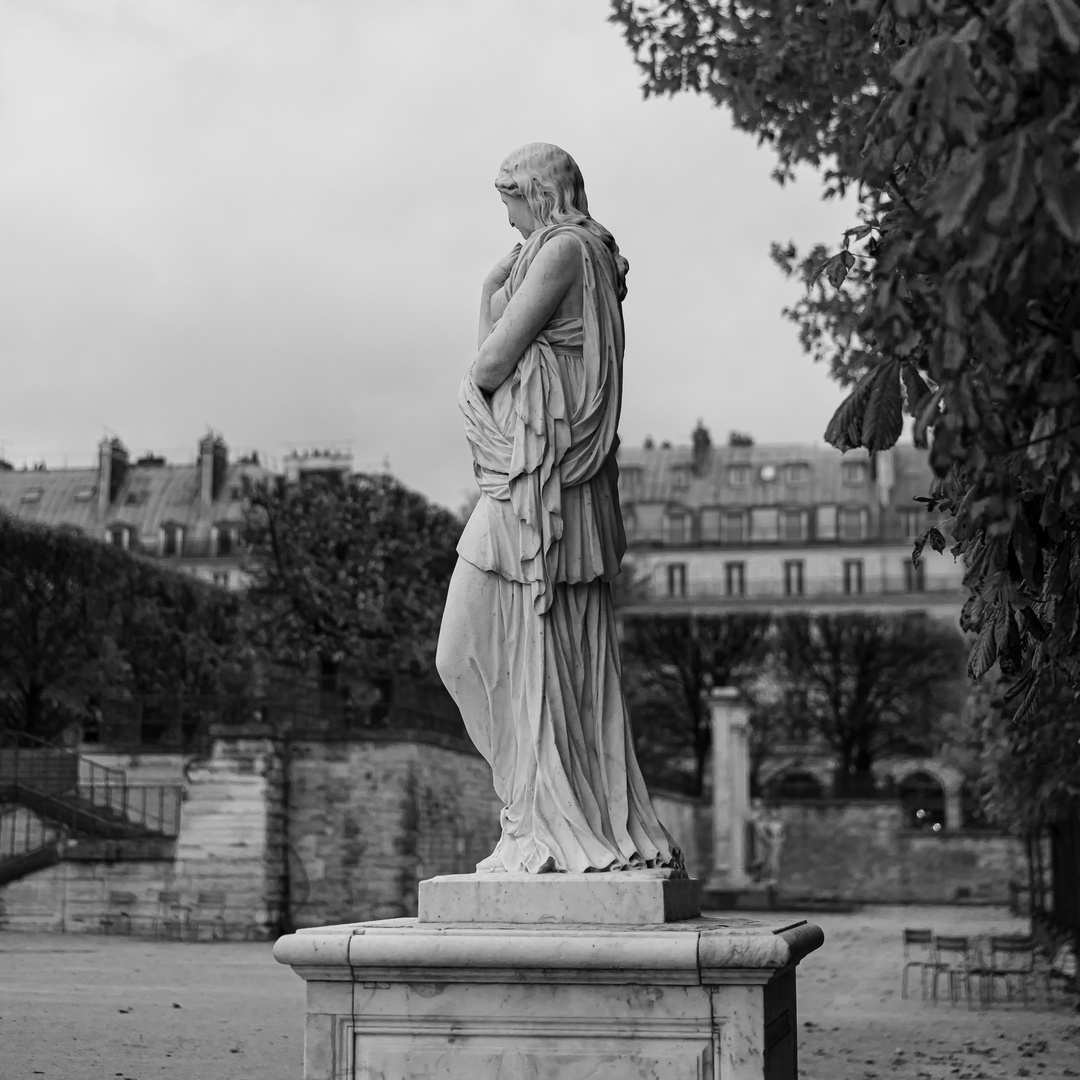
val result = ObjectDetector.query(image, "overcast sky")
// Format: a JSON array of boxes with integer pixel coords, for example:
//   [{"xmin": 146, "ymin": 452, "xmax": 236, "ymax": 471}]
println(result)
[{"xmin": 0, "ymin": 0, "xmax": 858, "ymax": 511}]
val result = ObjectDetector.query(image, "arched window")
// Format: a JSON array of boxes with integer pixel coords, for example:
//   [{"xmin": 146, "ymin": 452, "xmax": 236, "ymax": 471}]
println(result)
[
  {"xmin": 766, "ymin": 771, "xmax": 825, "ymax": 800},
  {"xmin": 106, "ymin": 524, "xmax": 131, "ymax": 550},
  {"xmin": 899, "ymin": 771, "xmax": 946, "ymax": 830}
]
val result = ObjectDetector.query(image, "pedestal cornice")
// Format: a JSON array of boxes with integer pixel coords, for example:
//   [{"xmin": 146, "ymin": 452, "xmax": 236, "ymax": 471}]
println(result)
[{"xmin": 274, "ymin": 915, "xmax": 824, "ymax": 987}]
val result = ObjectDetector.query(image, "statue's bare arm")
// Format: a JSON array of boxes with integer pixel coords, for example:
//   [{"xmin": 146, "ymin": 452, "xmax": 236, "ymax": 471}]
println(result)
[{"xmin": 473, "ymin": 235, "xmax": 581, "ymax": 393}]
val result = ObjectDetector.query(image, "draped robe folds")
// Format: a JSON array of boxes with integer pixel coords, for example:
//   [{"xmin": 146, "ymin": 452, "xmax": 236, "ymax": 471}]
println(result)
[{"xmin": 436, "ymin": 222, "xmax": 679, "ymax": 874}]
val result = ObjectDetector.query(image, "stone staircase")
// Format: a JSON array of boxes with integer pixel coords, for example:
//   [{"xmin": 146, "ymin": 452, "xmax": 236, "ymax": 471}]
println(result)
[{"xmin": 0, "ymin": 732, "xmax": 181, "ymax": 887}]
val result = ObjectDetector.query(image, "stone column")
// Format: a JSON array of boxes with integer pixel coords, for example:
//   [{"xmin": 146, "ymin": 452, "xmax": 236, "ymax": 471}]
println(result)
[
  {"xmin": 944, "ymin": 782, "xmax": 963, "ymax": 832},
  {"xmin": 707, "ymin": 687, "xmax": 752, "ymax": 892}
]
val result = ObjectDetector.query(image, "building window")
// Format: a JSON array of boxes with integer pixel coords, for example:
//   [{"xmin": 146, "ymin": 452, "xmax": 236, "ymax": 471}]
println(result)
[
  {"xmin": 700, "ymin": 508, "xmax": 721, "ymax": 543},
  {"xmin": 727, "ymin": 464, "xmax": 751, "ymax": 487},
  {"xmin": 161, "ymin": 524, "xmax": 184, "ymax": 557},
  {"xmin": 107, "ymin": 525, "xmax": 130, "ymax": 550},
  {"xmin": 843, "ymin": 558, "xmax": 864, "ymax": 595},
  {"xmin": 20, "ymin": 488, "xmax": 43, "ymax": 504},
  {"xmin": 842, "ymin": 460, "xmax": 867, "ymax": 486},
  {"xmin": 816, "ymin": 504, "xmax": 837, "ymax": 541},
  {"xmin": 750, "ymin": 507, "xmax": 779, "ymax": 542},
  {"xmin": 904, "ymin": 560, "xmax": 926, "ymax": 592},
  {"xmin": 621, "ymin": 466, "xmax": 643, "ymax": 500},
  {"xmin": 666, "ymin": 562, "xmax": 687, "ymax": 597},
  {"xmin": 725, "ymin": 561, "xmax": 746, "ymax": 597},
  {"xmin": 671, "ymin": 466, "xmax": 690, "ymax": 491},
  {"xmin": 73, "ymin": 486, "xmax": 95, "ymax": 502},
  {"xmin": 212, "ymin": 571, "xmax": 231, "ymax": 589},
  {"xmin": 214, "ymin": 525, "xmax": 237, "ymax": 557},
  {"xmin": 779, "ymin": 509, "xmax": 808, "ymax": 542},
  {"xmin": 784, "ymin": 462, "xmax": 810, "ymax": 485},
  {"xmin": 666, "ymin": 512, "xmax": 688, "ymax": 545},
  {"xmin": 838, "ymin": 506, "xmax": 868, "ymax": 541},
  {"xmin": 720, "ymin": 511, "xmax": 748, "ymax": 544},
  {"xmin": 899, "ymin": 507, "xmax": 924, "ymax": 539},
  {"xmin": 784, "ymin": 559, "xmax": 805, "ymax": 597}
]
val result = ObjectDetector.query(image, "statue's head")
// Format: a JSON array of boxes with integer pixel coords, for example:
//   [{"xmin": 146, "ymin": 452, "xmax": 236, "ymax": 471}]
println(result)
[
  {"xmin": 494, "ymin": 143, "xmax": 589, "ymax": 237},
  {"xmin": 495, "ymin": 142, "xmax": 628, "ymax": 300}
]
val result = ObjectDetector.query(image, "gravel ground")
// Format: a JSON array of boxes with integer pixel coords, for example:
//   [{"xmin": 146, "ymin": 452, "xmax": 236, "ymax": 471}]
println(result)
[
  {"xmin": 793, "ymin": 905, "xmax": 1080, "ymax": 1080},
  {"xmin": 0, "ymin": 905, "xmax": 1076, "ymax": 1079}
]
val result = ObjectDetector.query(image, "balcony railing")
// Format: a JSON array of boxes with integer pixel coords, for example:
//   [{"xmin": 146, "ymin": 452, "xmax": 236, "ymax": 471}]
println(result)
[
  {"xmin": 627, "ymin": 529, "xmax": 935, "ymax": 547},
  {"xmin": 114, "ymin": 536, "xmax": 246, "ymax": 561},
  {"xmin": 642, "ymin": 574, "xmax": 963, "ymax": 603}
]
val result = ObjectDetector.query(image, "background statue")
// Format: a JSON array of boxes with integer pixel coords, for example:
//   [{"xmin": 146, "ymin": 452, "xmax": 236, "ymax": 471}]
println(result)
[
  {"xmin": 748, "ymin": 804, "xmax": 786, "ymax": 885},
  {"xmin": 436, "ymin": 142, "xmax": 680, "ymax": 875}
]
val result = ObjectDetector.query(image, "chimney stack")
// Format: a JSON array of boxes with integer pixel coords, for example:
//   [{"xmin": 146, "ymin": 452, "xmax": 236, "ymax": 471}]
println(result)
[
  {"xmin": 199, "ymin": 433, "xmax": 228, "ymax": 506},
  {"xmin": 97, "ymin": 437, "xmax": 129, "ymax": 518}
]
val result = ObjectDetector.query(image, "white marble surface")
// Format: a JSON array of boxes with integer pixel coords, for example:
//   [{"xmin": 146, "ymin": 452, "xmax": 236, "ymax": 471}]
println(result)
[
  {"xmin": 417, "ymin": 868, "xmax": 701, "ymax": 924},
  {"xmin": 275, "ymin": 916, "xmax": 820, "ymax": 1079}
]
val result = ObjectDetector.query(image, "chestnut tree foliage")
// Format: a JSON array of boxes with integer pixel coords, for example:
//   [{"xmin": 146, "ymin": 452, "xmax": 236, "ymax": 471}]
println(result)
[
  {"xmin": 241, "ymin": 473, "xmax": 461, "ymax": 682},
  {"xmin": 611, "ymin": 0, "xmax": 1080, "ymax": 809}
]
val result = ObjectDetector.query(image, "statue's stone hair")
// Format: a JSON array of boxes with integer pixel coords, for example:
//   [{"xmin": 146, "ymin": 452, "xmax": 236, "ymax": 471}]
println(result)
[{"xmin": 495, "ymin": 142, "xmax": 629, "ymax": 301}]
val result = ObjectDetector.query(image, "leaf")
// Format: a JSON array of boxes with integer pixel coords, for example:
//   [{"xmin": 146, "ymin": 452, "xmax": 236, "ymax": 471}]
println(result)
[
  {"xmin": 1019, "ymin": 606, "xmax": 1049, "ymax": 642},
  {"xmin": 1043, "ymin": 171, "xmax": 1080, "ymax": 243},
  {"xmin": 825, "ymin": 250, "xmax": 857, "ymax": 288},
  {"xmin": 860, "ymin": 358, "xmax": 904, "ymax": 451},
  {"xmin": 968, "ymin": 622, "xmax": 997, "ymax": 680},
  {"xmin": 1028, "ymin": 410, "xmax": 1057, "ymax": 467},
  {"xmin": 933, "ymin": 149, "xmax": 988, "ymax": 237},
  {"xmin": 1044, "ymin": 0, "xmax": 1080, "ymax": 50},
  {"xmin": 824, "ymin": 366, "xmax": 880, "ymax": 451},
  {"xmin": 901, "ymin": 364, "xmax": 932, "ymax": 416},
  {"xmin": 913, "ymin": 385, "xmax": 945, "ymax": 448},
  {"xmin": 986, "ymin": 134, "xmax": 1028, "ymax": 227},
  {"xmin": 1012, "ymin": 510, "xmax": 1044, "ymax": 590}
]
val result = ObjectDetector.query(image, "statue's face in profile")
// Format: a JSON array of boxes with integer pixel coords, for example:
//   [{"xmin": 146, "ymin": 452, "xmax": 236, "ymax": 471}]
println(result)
[{"xmin": 500, "ymin": 191, "xmax": 536, "ymax": 239}]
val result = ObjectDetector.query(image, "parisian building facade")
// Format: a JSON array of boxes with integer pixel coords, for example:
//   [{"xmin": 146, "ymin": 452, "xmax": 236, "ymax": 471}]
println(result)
[
  {"xmin": 0, "ymin": 434, "xmax": 352, "ymax": 591},
  {"xmin": 616, "ymin": 428, "xmax": 964, "ymax": 622}
]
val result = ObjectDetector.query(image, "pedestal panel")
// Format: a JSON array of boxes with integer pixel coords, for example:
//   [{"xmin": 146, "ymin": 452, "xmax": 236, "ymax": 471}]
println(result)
[{"xmin": 275, "ymin": 915, "xmax": 823, "ymax": 1080}]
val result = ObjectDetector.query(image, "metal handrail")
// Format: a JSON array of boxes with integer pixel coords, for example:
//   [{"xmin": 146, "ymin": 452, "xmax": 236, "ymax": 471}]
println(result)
[
  {"xmin": 0, "ymin": 805, "xmax": 61, "ymax": 862},
  {"xmin": 0, "ymin": 730, "xmax": 181, "ymax": 837}
]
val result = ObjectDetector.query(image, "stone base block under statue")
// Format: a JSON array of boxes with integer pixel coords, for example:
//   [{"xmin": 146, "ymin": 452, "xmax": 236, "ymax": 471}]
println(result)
[{"xmin": 273, "ymin": 873, "xmax": 823, "ymax": 1080}]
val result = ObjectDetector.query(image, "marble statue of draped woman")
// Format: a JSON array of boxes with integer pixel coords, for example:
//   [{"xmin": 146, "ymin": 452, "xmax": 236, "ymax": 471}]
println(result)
[{"xmin": 436, "ymin": 143, "xmax": 679, "ymax": 875}]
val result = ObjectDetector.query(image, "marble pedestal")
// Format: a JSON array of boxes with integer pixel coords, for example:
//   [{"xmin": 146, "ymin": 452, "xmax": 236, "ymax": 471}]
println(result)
[{"xmin": 274, "ymin": 896, "xmax": 823, "ymax": 1080}]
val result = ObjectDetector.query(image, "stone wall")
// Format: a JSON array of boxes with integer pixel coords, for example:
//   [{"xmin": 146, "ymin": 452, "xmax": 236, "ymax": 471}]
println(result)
[
  {"xmin": 652, "ymin": 791, "xmax": 709, "ymax": 880},
  {"xmin": 287, "ymin": 736, "xmax": 500, "ymax": 927},
  {"xmin": 771, "ymin": 800, "xmax": 1025, "ymax": 904},
  {"xmin": 0, "ymin": 736, "xmax": 281, "ymax": 934}
]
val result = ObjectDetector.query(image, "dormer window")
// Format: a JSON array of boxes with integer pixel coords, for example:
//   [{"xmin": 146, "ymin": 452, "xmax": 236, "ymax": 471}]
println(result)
[
  {"xmin": 107, "ymin": 525, "xmax": 131, "ymax": 550},
  {"xmin": 73, "ymin": 486, "xmax": 95, "ymax": 502},
  {"xmin": 621, "ymin": 466, "xmax": 643, "ymax": 500},
  {"xmin": 161, "ymin": 524, "xmax": 184, "ymax": 557},
  {"xmin": 214, "ymin": 524, "xmax": 239, "ymax": 557},
  {"xmin": 784, "ymin": 462, "xmax": 810, "ymax": 485},
  {"xmin": 20, "ymin": 488, "xmax": 43, "ymax": 504},
  {"xmin": 842, "ymin": 461, "xmax": 868, "ymax": 486},
  {"xmin": 671, "ymin": 466, "xmax": 690, "ymax": 491},
  {"xmin": 727, "ymin": 464, "xmax": 751, "ymax": 487}
]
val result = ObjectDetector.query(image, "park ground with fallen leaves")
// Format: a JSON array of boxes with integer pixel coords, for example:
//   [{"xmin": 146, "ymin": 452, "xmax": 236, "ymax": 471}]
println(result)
[{"xmin": 0, "ymin": 904, "xmax": 1076, "ymax": 1079}]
